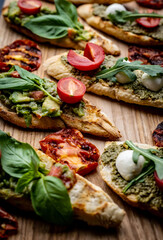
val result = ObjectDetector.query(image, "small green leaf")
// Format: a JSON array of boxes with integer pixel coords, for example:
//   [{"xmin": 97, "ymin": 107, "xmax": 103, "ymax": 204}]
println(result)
[
  {"xmin": 31, "ymin": 176, "xmax": 73, "ymax": 225},
  {"xmin": 16, "ymin": 171, "xmax": 35, "ymax": 193},
  {"xmin": 132, "ymin": 151, "xmax": 140, "ymax": 164}
]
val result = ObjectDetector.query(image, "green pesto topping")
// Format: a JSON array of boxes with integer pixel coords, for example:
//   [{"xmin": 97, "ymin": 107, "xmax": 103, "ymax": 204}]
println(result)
[
  {"xmin": 93, "ymin": 4, "xmax": 163, "ymax": 41},
  {"xmin": 101, "ymin": 142, "xmax": 163, "ymax": 210}
]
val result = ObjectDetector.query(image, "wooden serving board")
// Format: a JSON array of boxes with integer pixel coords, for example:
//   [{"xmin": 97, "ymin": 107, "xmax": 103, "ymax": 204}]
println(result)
[{"xmin": 0, "ymin": 0, "xmax": 163, "ymax": 239}]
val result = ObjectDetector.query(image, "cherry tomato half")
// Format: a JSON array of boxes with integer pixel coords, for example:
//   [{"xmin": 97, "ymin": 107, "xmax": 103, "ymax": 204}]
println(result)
[
  {"xmin": 154, "ymin": 171, "xmax": 163, "ymax": 191},
  {"xmin": 57, "ymin": 77, "xmax": 86, "ymax": 104},
  {"xmin": 67, "ymin": 43, "xmax": 105, "ymax": 71},
  {"xmin": 18, "ymin": 0, "xmax": 42, "ymax": 15},
  {"xmin": 136, "ymin": 10, "xmax": 160, "ymax": 28}
]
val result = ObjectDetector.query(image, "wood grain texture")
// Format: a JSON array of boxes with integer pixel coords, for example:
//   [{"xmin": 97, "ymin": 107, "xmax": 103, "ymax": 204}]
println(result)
[{"xmin": 0, "ymin": 0, "xmax": 163, "ymax": 239}]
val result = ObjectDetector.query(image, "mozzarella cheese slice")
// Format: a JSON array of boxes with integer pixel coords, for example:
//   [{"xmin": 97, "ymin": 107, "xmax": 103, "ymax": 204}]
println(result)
[
  {"xmin": 116, "ymin": 71, "xmax": 132, "ymax": 84},
  {"xmin": 105, "ymin": 4, "xmax": 126, "ymax": 16},
  {"xmin": 141, "ymin": 73, "xmax": 163, "ymax": 92},
  {"xmin": 116, "ymin": 150, "xmax": 145, "ymax": 181}
]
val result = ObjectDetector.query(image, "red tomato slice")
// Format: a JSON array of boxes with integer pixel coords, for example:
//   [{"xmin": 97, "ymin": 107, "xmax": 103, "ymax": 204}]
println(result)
[
  {"xmin": 67, "ymin": 43, "xmax": 105, "ymax": 71},
  {"xmin": 136, "ymin": 12, "xmax": 160, "ymax": 28},
  {"xmin": 18, "ymin": 0, "xmax": 42, "ymax": 15},
  {"xmin": 57, "ymin": 77, "xmax": 86, "ymax": 104},
  {"xmin": 154, "ymin": 171, "xmax": 163, "ymax": 191}
]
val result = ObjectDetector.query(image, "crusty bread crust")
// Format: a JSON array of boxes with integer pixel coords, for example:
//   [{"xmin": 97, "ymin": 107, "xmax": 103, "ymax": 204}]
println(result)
[
  {"xmin": 99, "ymin": 141, "xmax": 163, "ymax": 217},
  {"xmin": 77, "ymin": 4, "xmax": 163, "ymax": 46},
  {"xmin": 0, "ymin": 149, "xmax": 125, "ymax": 228},
  {"xmin": 0, "ymin": 98, "xmax": 121, "ymax": 139},
  {"xmin": 2, "ymin": 7, "xmax": 120, "ymax": 56},
  {"xmin": 44, "ymin": 53, "xmax": 163, "ymax": 108}
]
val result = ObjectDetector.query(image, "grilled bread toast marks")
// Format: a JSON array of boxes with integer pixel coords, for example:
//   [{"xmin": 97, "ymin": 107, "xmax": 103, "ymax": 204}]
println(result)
[
  {"xmin": 0, "ymin": 149, "xmax": 125, "ymax": 228},
  {"xmin": 2, "ymin": 7, "xmax": 120, "ymax": 56},
  {"xmin": 44, "ymin": 53, "xmax": 163, "ymax": 108},
  {"xmin": 0, "ymin": 98, "xmax": 121, "ymax": 139},
  {"xmin": 99, "ymin": 142, "xmax": 163, "ymax": 217},
  {"xmin": 77, "ymin": 4, "xmax": 163, "ymax": 46}
]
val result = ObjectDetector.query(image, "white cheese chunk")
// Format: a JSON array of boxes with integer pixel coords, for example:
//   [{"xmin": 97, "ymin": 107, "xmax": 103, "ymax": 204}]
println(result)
[
  {"xmin": 105, "ymin": 4, "xmax": 126, "ymax": 16},
  {"xmin": 116, "ymin": 150, "xmax": 145, "ymax": 181},
  {"xmin": 115, "ymin": 72, "xmax": 132, "ymax": 84},
  {"xmin": 141, "ymin": 73, "xmax": 163, "ymax": 92}
]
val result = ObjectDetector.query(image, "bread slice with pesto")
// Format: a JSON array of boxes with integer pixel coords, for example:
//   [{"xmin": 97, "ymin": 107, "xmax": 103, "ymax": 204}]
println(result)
[
  {"xmin": 2, "ymin": 3, "xmax": 120, "ymax": 56},
  {"xmin": 44, "ymin": 52, "xmax": 163, "ymax": 108},
  {"xmin": 77, "ymin": 4, "xmax": 163, "ymax": 46},
  {"xmin": 99, "ymin": 141, "xmax": 163, "ymax": 217},
  {"xmin": 0, "ymin": 145, "xmax": 125, "ymax": 228}
]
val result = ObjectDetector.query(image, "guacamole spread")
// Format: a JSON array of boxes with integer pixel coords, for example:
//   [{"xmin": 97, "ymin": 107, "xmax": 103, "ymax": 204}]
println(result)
[
  {"xmin": 93, "ymin": 4, "xmax": 163, "ymax": 41},
  {"xmin": 101, "ymin": 142, "xmax": 163, "ymax": 210}
]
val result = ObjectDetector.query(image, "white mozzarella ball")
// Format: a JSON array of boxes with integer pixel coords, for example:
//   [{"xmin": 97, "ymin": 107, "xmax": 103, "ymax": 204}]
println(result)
[
  {"xmin": 105, "ymin": 4, "xmax": 126, "ymax": 16},
  {"xmin": 116, "ymin": 71, "xmax": 132, "ymax": 84},
  {"xmin": 116, "ymin": 150, "xmax": 145, "ymax": 181},
  {"xmin": 141, "ymin": 73, "xmax": 163, "ymax": 92}
]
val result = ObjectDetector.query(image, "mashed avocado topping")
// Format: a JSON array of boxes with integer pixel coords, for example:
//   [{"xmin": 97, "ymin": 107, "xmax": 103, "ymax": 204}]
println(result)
[
  {"xmin": 93, "ymin": 4, "xmax": 163, "ymax": 41},
  {"xmin": 61, "ymin": 54, "xmax": 163, "ymax": 100},
  {"xmin": 101, "ymin": 142, "xmax": 163, "ymax": 209}
]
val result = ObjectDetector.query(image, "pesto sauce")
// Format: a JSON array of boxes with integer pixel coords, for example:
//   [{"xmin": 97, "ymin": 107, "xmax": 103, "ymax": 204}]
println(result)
[
  {"xmin": 93, "ymin": 4, "xmax": 163, "ymax": 41},
  {"xmin": 101, "ymin": 142, "xmax": 163, "ymax": 210}
]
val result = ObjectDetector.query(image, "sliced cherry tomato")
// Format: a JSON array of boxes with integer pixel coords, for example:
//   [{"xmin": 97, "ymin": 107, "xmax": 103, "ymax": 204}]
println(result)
[
  {"xmin": 136, "ymin": 16, "xmax": 160, "ymax": 28},
  {"xmin": 18, "ymin": 0, "xmax": 42, "ymax": 15},
  {"xmin": 67, "ymin": 43, "xmax": 105, "ymax": 71},
  {"xmin": 154, "ymin": 171, "xmax": 163, "ymax": 191},
  {"xmin": 57, "ymin": 77, "xmax": 86, "ymax": 104}
]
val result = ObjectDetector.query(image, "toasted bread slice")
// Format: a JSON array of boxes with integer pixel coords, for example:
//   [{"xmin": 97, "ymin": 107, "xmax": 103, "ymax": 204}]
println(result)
[
  {"xmin": 77, "ymin": 4, "xmax": 163, "ymax": 46},
  {"xmin": 99, "ymin": 141, "xmax": 163, "ymax": 217},
  {"xmin": 0, "ymin": 97, "xmax": 121, "ymax": 139},
  {"xmin": 44, "ymin": 0, "xmax": 132, "ymax": 4},
  {"xmin": 0, "ymin": 149, "xmax": 125, "ymax": 228},
  {"xmin": 44, "ymin": 52, "xmax": 163, "ymax": 108},
  {"xmin": 2, "ymin": 6, "xmax": 119, "ymax": 56}
]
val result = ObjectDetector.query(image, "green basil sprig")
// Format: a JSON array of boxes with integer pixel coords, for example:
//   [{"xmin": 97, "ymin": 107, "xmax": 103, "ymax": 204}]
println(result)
[
  {"xmin": 0, "ymin": 65, "xmax": 61, "ymax": 105},
  {"xmin": 108, "ymin": 10, "xmax": 163, "ymax": 25},
  {"xmin": 0, "ymin": 130, "xmax": 73, "ymax": 224},
  {"xmin": 24, "ymin": 0, "xmax": 91, "ymax": 41},
  {"xmin": 122, "ymin": 140, "xmax": 163, "ymax": 193},
  {"xmin": 96, "ymin": 58, "xmax": 163, "ymax": 82}
]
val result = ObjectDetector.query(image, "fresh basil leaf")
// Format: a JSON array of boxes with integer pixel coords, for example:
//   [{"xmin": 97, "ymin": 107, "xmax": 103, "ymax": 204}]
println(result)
[
  {"xmin": 0, "ymin": 130, "xmax": 40, "ymax": 178},
  {"xmin": 0, "ymin": 77, "xmax": 35, "ymax": 90},
  {"xmin": 31, "ymin": 176, "xmax": 73, "ymax": 224},
  {"xmin": 16, "ymin": 171, "xmax": 36, "ymax": 193},
  {"xmin": 108, "ymin": 10, "xmax": 163, "ymax": 25},
  {"xmin": 96, "ymin": 58, "xmax": 163, "ymax": 81},
  {"xmin": 132, "ymin": 151, "xmax": 140, "ymax": 164},
  {"xmin": 126, "ymin": 140, "xmax": 163, "ymax": 179},
  {"xmin": 55, "ymin": 0, "xmax": 78, "ymax": 25},
  {"xmin": 24, "ymin": 15, "xmax": 72, "ymax": 39}
]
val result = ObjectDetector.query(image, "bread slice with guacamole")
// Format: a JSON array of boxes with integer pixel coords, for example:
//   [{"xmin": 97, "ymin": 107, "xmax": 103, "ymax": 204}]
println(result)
[
  {"xmin": 44, "ymin": 52, "xmax": 163, "ymax": 108},
  {"xmin": 0, "ymin": 130, "xmax": 125, "ymax": 228},
  {"xmin": 77, "ymin": 4, "xmax": 163, "ymax": 46},
  {"xmin": 99, "ymin": 141, "xmax": 163, "ymax": 217},
  {"xmin": 2, "ymin": 1, "xmax": 120, "ymax": 56}
]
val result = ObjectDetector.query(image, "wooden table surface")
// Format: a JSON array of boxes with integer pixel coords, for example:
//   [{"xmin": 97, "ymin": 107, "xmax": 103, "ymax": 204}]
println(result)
[{"xmin": 0, "ymin": 0, "xmax": 163, "ymax": 239}]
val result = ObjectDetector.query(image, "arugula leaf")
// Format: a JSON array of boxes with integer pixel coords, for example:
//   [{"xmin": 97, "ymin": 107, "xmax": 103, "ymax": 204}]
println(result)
[
  {"xmin": 24, "ymin": 15, "xmax": 72, "ymax": 39},
  {"xmin": 31, "ymin": 176, "xmax": 73, "ymax": 224},
  {"xmin": 96, "ymin": 58, "xmax": 163, "ymax": 81},
  {"xmin": 0, "ymin": 77, "xmax": 35, "ymax": 90},
  {"xmin": 126, "ymin": 140, "xmax": 163, "ymax": 179},
  {"xmin": 123, "ymin": 164, "xmax": 155, "ymax": 193},
  {"xmin": 0, "ymin": 130, "xmax": 40, "ymax": 178},
  {"xmin": 108, "ymin": 10, "xmax": 163, "ymax": 25}
]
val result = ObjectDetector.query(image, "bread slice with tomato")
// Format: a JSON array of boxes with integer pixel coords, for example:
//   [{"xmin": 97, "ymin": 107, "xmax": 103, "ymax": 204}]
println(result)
[
  {"xmin": 2, "ymin": 3, "xmax": 120, "ymax": 56},
  {"xmin": 77, "ymin": 4, "xmax": 163, "ymax": 46},
  {"xmin": 0, "ymin": 131, "xmax": 125, "ymax": 228},
  {"xmin": 99, "ymin": 141, "xmax": 163, "ymax": 217},
  {"xmin": 44, "ymin": 51, "xmax": 163, "ymax": 108}
]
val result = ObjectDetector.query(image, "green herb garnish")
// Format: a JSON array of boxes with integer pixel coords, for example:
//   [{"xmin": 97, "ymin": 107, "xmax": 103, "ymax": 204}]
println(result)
[
  {"xmin": 108, "ymin": 10, "xmax": 163, "ymax": 25},
  {"xmin": 0, "ymin": 130, "xmax": 73, "ymax": 224},
  {"xmin": 96, "ymin": 58, "xmax": 163, "ymax": 82}
]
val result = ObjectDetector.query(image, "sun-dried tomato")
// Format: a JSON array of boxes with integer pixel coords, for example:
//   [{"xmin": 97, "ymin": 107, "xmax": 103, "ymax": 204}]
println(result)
[{"xmin": 152, "ymin": 122, "xmax": 163, "ymax": 147}]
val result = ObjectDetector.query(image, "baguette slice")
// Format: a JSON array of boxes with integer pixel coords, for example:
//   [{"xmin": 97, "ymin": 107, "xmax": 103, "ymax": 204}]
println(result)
[
  {"xmin": 44, "ymin": 0, "xmax": 132, "ymax": 4},
  {"xmin": 0, "ymin": 97, "xmax": 121, "ymax": 139},
  {"xmin": 2, "ymin": 6, "xmax": 119, "ymax": 56},
  {"xmin": 99, "ymin": 141, "xmax": 163, "ymax": 217},
  {"xmin": 0, "ymin": 149, "xmax": 125, "ymax": 228},
  {"xmin": 44, "ymin": 52, "xmax": 163, "ymax": 108},
  {"xmin": 77, "ymin": 4, "xmax": 163, "ymax": 46}
]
